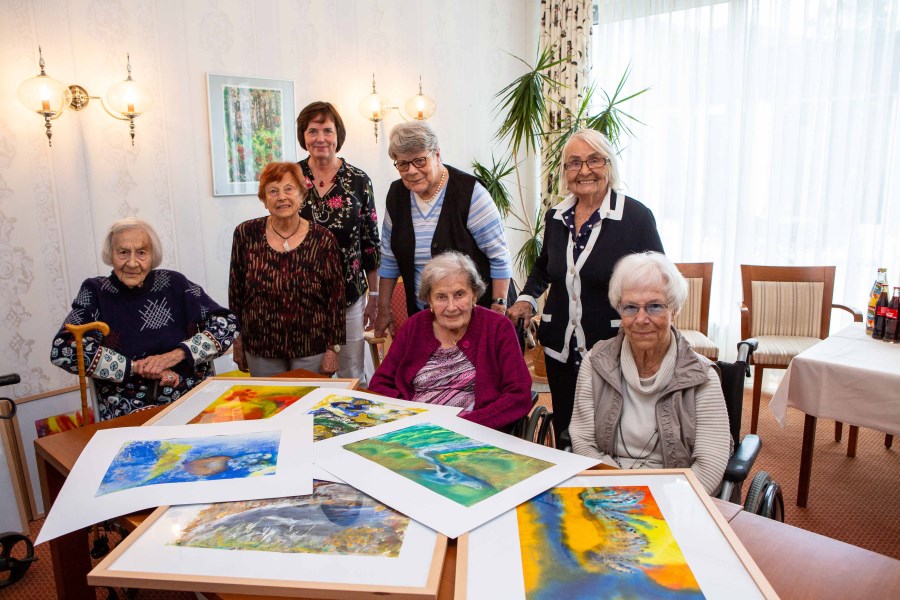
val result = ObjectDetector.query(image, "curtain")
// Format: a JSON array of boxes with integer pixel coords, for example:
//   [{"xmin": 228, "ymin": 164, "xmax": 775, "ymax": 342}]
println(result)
[
  {"xmin": 540, "ymin": 0, "xmax": 594, "ymax": 210},
  {"xmin": 593, "ymin": 0, "xmax": 900, "ymax": 359}
]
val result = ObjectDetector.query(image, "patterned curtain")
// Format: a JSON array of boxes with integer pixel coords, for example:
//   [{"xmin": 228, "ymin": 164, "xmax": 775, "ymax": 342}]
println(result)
[{"xmin": 540, "ymin": 0, "xmax": 593, "ymax": 210}]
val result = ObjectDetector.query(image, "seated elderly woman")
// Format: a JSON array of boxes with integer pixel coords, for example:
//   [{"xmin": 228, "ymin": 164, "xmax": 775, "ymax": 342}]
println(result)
[
  {"xmin": 368, "ymin": 252, "xmax": 532, "ymax": 431},
  {"xmin": 50, "ymin": 218, "xmax": 238, "ymax": 420},
  {"xmin": 568, "ymin": 252, "xmax": 731, "ymax": 494}
]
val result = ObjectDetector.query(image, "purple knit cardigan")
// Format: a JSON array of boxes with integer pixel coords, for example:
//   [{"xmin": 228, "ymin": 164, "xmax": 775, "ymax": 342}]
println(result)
[{"xmin": 369, "ymin": 306, "xmax": 533, "ymax": 430}]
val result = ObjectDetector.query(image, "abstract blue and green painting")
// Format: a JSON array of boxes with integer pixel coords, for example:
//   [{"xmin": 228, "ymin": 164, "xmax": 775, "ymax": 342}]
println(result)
[
  {"xmin": 517, "ymin": 486, "xmax": 703, "ymax": 599},
  {"xmin": 96, "ymin": 431, "xmax": 279, "ymax": 496},
  {"xmin": 344, "ymin": 422, "xmax": 552, "ymax": 507}
]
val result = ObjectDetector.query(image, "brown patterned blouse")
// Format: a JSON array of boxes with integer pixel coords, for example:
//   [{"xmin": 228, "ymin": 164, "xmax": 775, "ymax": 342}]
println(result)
[{"xmin": 229, "ymin": 216, "xmax": 346, "ymax": 359}]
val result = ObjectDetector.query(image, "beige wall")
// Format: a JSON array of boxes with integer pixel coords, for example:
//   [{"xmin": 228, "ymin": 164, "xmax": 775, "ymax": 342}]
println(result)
[{"xmin": 0, "ymin": 0, "xmax": 539, "ymax": 396}]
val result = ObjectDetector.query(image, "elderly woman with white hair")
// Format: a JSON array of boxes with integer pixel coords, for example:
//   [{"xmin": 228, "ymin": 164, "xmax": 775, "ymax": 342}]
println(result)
[
  {"xmin": 373, "ymin": 121, "xmax": 513, "ymax": 338},
  {"xmin": 51, "ymin": 218, "xmax": 238, "ymax": 420},
  {"xmin": 369, "ymin": 252, "xmax": 532, "ymax": 431},
  {"xmin": 568, "ymin": 252, "xmax": 731, "ymax": 494},
  {"xmin": 507, "ymin": 129, "xmax": 664, "ymax": 436}
]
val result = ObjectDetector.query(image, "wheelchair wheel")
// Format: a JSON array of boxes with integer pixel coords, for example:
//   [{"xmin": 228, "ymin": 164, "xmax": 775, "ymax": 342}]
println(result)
[
  {"xmin": 759, "ymin": 481, "xmax": 785, "ymax": 522},
  {"xmin": 744, "ymin": 471, "xmax": 782, "ymax": 519},
  {"xmin": 537, "ymin": 412, "xmax": 556, "ymax": 448},
  {"xmin": 0, "ymin": 532, "xmax": 36, "ymax": 589},
  {"xmin": 744, "ymin": 471, "xmax": 771, "ymax": 515},
  {"xmin": 525, "ymin": 406, "xmax": 549, "ymax": 443}
]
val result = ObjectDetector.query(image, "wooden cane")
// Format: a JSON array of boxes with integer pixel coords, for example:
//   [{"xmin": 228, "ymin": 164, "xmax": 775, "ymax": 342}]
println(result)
[{"xmin": 64, "ymin": 321, "xmax": 110, "ymax": 425}]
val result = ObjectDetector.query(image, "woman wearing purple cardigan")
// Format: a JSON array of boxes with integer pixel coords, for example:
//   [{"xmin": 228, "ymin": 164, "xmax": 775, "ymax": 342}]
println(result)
[{"xmin": 368, "ymin": 252, "xmax": 532, "ymax": 431}]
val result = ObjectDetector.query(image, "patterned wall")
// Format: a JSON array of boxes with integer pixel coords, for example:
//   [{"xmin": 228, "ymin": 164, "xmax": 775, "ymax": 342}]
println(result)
[{"xmin": 0, "ymin": 0, "xmax": 537, "ymax": 397}]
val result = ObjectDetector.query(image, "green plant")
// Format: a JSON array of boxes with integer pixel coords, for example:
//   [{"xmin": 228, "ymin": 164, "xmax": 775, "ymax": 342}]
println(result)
[{"xmin": 474, "ymin": 49, "xmax": 649, "ymax": 278}]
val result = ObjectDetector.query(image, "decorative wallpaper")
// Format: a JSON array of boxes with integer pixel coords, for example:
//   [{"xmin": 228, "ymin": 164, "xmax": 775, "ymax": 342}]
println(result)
[{"xmin": 0, "ymin": 0, "xmax": 536, "ymax": 398}]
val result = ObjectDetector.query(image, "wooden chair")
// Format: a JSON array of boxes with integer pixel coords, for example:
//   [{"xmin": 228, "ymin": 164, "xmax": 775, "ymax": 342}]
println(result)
[
  {"xmin": 740, "ymin": 265, "xmax": 862, "ymax": 434},
  {"xmin": 674, "ymin": 262, "xmax": 719, "ymax": 360},
  {"xmin": 364, "ymin": 278, "xmax": 409, "ymax": 370}
]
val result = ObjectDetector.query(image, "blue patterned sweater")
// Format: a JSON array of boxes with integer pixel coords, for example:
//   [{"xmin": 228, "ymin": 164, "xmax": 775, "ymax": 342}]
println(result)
[{"xmin": 50, "ymin": 269, "xmax": 238, "ymax": 420}]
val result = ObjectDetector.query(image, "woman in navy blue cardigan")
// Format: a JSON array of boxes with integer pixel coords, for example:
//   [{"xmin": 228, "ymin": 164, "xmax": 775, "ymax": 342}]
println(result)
[{"xmin": 507, "ymin": 130, "xmax": 664, "ymax": 436}]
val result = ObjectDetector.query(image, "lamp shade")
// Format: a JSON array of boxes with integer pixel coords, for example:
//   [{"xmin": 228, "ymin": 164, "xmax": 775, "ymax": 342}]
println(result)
[
  {"xmin": 358, "ymin": 92, "xmax": 389, "ymax": 122},
  {"xmin": 105, "ymin": 78, "xmax": 151, "ymax": 116},
  {"xmin": 403, "ymin": 92, "xmax": 436, "ymax": 121},
  {"xmin": 17, "ymin": 73, "xmax": 70, "ymax": 116}
]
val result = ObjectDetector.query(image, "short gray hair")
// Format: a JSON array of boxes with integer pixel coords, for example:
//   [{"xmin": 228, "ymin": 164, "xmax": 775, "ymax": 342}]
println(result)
[
  {"xmin": 388, "ymin": 121, "xmax": 440, "ymax": 159},
  {"xmin": 608, "ymin": 252, "xmax": 687, "ymax": 315},
  {"xmin": 100, "ymin": 218, "xmax": 164, "ymax": 269},
  {"xmin": 418, "ymin": 251, "xmax": 486, "ymax": 303},
  {"xmin": 558, "ymin": 129, "xmax": 622, "ymax": 196}
]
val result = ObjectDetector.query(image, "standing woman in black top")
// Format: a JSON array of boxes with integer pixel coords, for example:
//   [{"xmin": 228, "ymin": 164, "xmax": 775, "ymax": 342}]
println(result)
[
  {"xmin": 296, "ymin": 102, "xmax": 381, "ymax": 383},
  {"xmin": 507, "ymin": 129, "xmax": 664, "ymax": 435}
]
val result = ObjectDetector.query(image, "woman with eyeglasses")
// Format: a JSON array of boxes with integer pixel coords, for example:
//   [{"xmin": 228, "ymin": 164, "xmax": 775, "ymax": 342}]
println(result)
[
  {"xmin": 229, "ymin": 162, "xmax": 346, "ymax": 377},
  {"xmin": 507, "ymin": 129, "xmax": 664, "ymax": 436},
  {"xmin": 568, "ymin": 252, "xmax": 731, "ymax": 494},
  {"xmin": 369, "ymin": 252, "xmax": 532, "ymax": 430},
  {"xmin": 373, "ymin": 122, "xmax": 513, "ymax": 338}
]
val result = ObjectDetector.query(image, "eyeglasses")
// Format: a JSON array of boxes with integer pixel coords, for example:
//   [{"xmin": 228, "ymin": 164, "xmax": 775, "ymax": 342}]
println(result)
[
  {"xmin": 564, "ymin": 156, "xmax": 610, "ymax": 171},
  {"xmin": 266, "ymin": 184, "xmax": 299, "ymax": 198},
  {"xmin": 618, "ymin": 302, "xmax": 669, "ymax": 317},
  {"xmin": 393, "ymin": 150, "xmax": 434, "ymax": 172}
]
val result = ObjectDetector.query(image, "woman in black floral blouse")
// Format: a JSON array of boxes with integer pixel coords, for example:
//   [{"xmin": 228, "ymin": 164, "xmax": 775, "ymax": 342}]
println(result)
[{"xmin": 297, "ymin": 101, "xmax": 381, "ymax": 383}]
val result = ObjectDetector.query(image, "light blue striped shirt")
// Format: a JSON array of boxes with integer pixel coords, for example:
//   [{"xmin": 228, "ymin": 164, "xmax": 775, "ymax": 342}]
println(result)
[{"xmin": 380, "ymin": 181, "xmax": 513, "ymax": 309}]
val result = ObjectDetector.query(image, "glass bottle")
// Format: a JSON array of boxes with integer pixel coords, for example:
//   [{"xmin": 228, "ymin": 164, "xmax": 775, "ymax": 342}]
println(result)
[
  {"xmin": 872, "ymin": 284, "xmax": 890, "ymax": 339},
  {"xmin": 884, "ymin": 287, "xmax": 900, "ymax": 343},
  {"xmin": 867, "ymin": 268, "xmax": 888, "ymax": 335}
]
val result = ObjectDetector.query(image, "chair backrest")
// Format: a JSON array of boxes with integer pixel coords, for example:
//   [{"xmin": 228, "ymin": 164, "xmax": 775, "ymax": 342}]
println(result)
[
  {"xmin": 674, "ymin": 262, "xmax": 713, "ymax": 335},
  {"xmin": 716, "ymin": 359, "xmax": 746, "ymax": 445},
  {"xmin": 740, "ymin": 265, "xmax": 835, "ymax": 340}
]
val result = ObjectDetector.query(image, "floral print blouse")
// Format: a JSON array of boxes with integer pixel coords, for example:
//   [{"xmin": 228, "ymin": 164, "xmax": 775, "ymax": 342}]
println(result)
[{"xmin": 299, "ymin": 158, "xmax": 381, "ymax": 306}]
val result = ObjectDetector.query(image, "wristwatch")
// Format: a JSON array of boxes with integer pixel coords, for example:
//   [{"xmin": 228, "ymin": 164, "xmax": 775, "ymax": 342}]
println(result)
[
  {"xmin": 330, "ymin": 344, "xmax": 342, "ymax": 354},
  {"xmin": 492, "ymin": 297, "xmax": 507, "ymax": 306}
]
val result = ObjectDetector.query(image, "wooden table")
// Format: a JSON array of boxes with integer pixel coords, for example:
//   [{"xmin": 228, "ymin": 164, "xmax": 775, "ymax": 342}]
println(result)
[
  {"xmin": 769, "ymin": 323, "xmax": 900, "ymax": 506},
  {"xmin": 38, "ymin": 383, "xmax": 900, "ymax": 599}
]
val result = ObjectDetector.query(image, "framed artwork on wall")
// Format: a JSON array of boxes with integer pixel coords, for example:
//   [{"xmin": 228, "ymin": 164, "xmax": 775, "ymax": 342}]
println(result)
[
  {"xmin": 89, "ymin": 477, "xmax": 446, "ymax": 599},
  {"xmin": 207, "ymin": 74, "xmax": 297, "ymax": 196},
  {"xmin": 457, "ymin": 469, "xmax": 778, "ymax": 600}
]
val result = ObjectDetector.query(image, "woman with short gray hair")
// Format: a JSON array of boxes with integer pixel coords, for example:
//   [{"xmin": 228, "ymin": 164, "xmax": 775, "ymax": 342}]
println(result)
[
  {"xmin": 374, "ymin": 121, "xmax": 513, "ymax": 339},
  {"xmin": 51, "ymin": 218, "xmax": 238, "ymax": 420},
  {"xmin": 569, "ymin": 252, "xmax": 731, "ymax": 494},
  {"xmin": 369, "ymin": 252, "xmax": 531, "ymax": 431}
]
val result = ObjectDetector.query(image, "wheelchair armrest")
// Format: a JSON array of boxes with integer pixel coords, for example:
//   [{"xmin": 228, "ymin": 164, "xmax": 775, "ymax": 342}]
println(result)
[
  {"xmin": 723, "ymin": 434, "xmax": 761, "ymax": 483},
  {"xmin": 832, "ymin": 303, "xmax": 863, "ymax": 323}
]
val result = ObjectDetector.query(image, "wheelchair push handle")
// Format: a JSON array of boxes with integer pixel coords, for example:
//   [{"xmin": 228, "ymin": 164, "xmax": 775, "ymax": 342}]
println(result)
[
  {"xmin": 736, "ymin": 338, "xmax": 759, "ymax": 377},
  {"xmin": 0, "ymin": 373, "xmax": 19, "ymax": 420}
]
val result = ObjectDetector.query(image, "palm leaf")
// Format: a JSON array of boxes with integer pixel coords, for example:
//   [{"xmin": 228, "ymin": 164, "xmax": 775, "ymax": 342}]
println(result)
[{"xmin": 472, "ymin": 155, "xmax": 516, "ymax": 219}]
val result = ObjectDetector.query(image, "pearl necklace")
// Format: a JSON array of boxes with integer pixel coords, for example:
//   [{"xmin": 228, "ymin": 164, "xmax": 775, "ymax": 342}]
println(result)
[{"xmin": 419, "ymin": 168, "xmax": 447, "ymax": 203}]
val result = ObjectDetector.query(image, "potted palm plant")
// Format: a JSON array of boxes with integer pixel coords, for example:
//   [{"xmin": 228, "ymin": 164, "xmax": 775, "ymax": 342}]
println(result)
[{"xmin": 474, "ymin": 46, "xmax": 649, "ymax": 279}]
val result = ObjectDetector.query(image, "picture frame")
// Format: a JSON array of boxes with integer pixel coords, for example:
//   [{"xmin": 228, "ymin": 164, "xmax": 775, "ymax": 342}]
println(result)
[
  {"xmin": 9, "ymin": 385, "xmax": 86, "ymax": 518},
  {"xmin": 88, "ymin": 478, "xmax": 447, "ymax": 599},
  {"xmin": 146, "ymin": 377, "xmax": 359, "ymax": 426},
  {"xmin": 207, "ymin": 74, "xmax": 297, "ymax": 196},
  {"xmin": 456, "ymin": 469, "xmax": 778, "ymax": 600}
]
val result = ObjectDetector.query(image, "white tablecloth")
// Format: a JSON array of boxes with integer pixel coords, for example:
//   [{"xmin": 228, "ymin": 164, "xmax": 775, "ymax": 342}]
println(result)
[{"xmin": 769, "ymin": 323, "xmax": 900, "ymax": 435}]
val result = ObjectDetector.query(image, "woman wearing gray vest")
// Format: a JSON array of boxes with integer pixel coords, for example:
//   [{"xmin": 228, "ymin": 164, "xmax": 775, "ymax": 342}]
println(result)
[
  {"xmin": 373, "ymin": 122, "xmax": 512, "ymax": 338},
  {"xmin": 568, "ymin": 252, "xmax": 731, "ymax": 494}
]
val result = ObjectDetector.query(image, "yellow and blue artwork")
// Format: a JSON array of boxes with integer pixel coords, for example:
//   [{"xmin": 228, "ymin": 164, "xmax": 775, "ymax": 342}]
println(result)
[
  {"xmin": 345, "ymin": 423, "xmax": 552, "ymax": 507},
  {"xmin": 517, "ymin": 486, "xmax": 703, "ymax": 599},
  {"xmin": 96, "ymin": 431, "xmax": 279, "ymax": 496},
  {"xmin": 172, "ymin": 480, "xmax": 409, "ymax": 556},
  {"xmin": 310, "ymin": 395, "xmax": 426, "ymax": 441}
]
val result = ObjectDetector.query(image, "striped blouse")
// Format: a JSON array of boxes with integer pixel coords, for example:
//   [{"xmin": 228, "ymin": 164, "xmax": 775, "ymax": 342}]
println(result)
[{"xmin": 229, "ymin": 216, "xmax": 346, "ymax": 359}]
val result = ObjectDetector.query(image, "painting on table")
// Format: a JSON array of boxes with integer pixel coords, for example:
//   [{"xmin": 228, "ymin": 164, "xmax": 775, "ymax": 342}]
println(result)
[
  {"xmin": 345, "ymin": 423, "xmax": 553, "ymax": 507},
  {"xmin": 172, "ymin": 480, "xmax": 409, "ymax": 556},
  {"xmin": 36, "ymin": 417, "xmax": 312, "ymax": 546},
  {"xmin": 97, "ymin": 431, "xmax": 280, "ymax": 496},
  {"xmin": 35, "ymin": 406, "xmax": 93, "ymax": 437},
  {"xmin": 516, "ymin": 485, "xmax": 701, "ymax": 599},
  {"xmin": 458, "ymin": 470, "xmax": 778, "ymax": 600},
  {"xmin": 309, "ymin": 393, "xmax": 428, "ymax": 440},
  {"xmin": 186, "ymin": 385, "xmax": 316, "ymax": 424},
  {"xmin": 314, "ymin": 416, "xmax": 597, "ymax": 538}
]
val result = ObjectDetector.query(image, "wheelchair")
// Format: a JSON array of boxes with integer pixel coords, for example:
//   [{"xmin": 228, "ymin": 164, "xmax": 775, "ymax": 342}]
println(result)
[
  {"xmin": 0, "ymin": 373, "xmax": 38, "ymax": 589},
  {"xmin": 517, "ymin": 340, "xmax": 785, "ymax": 522}
]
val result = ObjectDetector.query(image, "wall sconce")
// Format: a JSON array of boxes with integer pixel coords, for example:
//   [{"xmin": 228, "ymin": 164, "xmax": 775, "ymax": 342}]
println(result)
[
  {"xmin": 358, "ymin": 74, "xmax": 436, "ymax": 142},
  {"xmin": 17, "ymin": 47, "xmax": 150, "ymax": 147}
]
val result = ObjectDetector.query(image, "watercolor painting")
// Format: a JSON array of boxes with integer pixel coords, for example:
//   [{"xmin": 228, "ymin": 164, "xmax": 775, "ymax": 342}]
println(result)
[
  {"xmin": 35, "ymin": 407, "xmax": 94, "ymax": 437},
  {"xmin": 345, "ymin": 423, "xmax": 552, "ymax": 507},
  {"xmin": 188, "ymin": 385, "xmax": 316, "ymax": 424},
  {"xmin": 171, "ymin": 480, "xmax": 409, "ymax": 556},
  {"xmin": 310, "ymin": 394, "xmax": 426, "ymax": 441},
  {"xmin": 516, "ymin": 486, "xmax": 703, "ymax": 599},
  {"xmin": 96, "ymin": 431, "xmax": 280, "ymax": 496}
]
